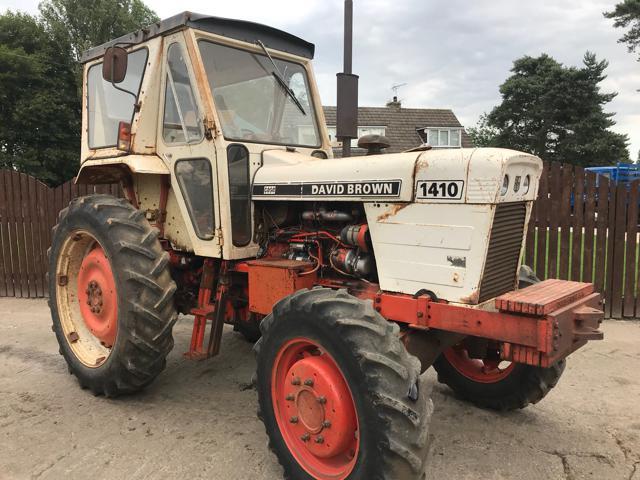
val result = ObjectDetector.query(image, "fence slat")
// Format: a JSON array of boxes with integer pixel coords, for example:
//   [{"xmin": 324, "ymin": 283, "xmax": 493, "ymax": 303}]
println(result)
[
  {"xmin": 547, "ymin": 162, "xmax": 562, "ymax": 279},
  {"xmin": 609, "ymin": 184, "xmax": 626, "ymax": 318},
  {"xmin": 11, "ymin": 171, "xmax": 27, "ymax": 297},
  {"xmin": 20, "ymin": 173, "xmax": 37, "ymax": 297},
  {"xmin": 0, "ymin": 170, "xmax": 11, "ymax": 296},
  {"xmin": 624, "ymin": 181, "xmax": 639, "ymax": 317},
  {"xmin": 535, "ymin": 163, "xmax": 550, "ymax": 278},
  {"xmin": 28, "ymin": 176, "xmax": 44, "ymax": 297},
  {"xmin": 559, "ymin": 164, "xmax": 573, "ymax": 280},
  {"xmin": 571, "ymin": 166, "xmax": 584, "ymax": 281},
  {"xmin": 594, "ymin": 177, "xmax": 609, "ymax": 300},
  {"xmin": 2, "ymin": 170, "xmax": 17, "ymax": 297},
  {"xmin": 583, "ymin": 172, "xmax": 597, "ymax": 283},
  {"xmin": 605, "ymin": 179, "xmax": 619, "ymax": 318}
]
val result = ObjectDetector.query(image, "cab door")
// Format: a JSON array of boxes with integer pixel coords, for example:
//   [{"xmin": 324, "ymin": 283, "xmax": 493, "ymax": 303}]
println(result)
[{"xmin": 156, "ymin": 32, "xmax": 221, "ymax": 257}]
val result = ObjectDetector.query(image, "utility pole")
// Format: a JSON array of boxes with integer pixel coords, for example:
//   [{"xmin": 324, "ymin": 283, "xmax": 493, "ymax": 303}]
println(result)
[{"xmin": 336, "ymin": 0, "xmax": 358, "ymax": 158}]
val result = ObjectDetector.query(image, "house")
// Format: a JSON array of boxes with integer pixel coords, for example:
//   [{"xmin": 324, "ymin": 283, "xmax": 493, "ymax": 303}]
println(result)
[{"xmin": 323, "ymin": 98, "xmax": 472, "ymax": 156}]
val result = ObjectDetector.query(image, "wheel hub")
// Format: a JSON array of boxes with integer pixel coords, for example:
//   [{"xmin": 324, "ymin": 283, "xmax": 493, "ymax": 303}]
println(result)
[
  {"xmin": 272, "ymin": 338, "xmax": 359, "ymax": 479},
  {"xmin": 444, "ymin": 346, "xmax": 515, "ymax": 383},
  {"xmin": 77, "ymin": 246, "xmax": 117, "ymax": 347}
]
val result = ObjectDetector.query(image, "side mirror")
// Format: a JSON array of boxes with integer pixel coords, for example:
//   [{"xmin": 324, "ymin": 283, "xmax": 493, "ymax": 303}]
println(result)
[{"xmin": 102, "ymin": 46, "xmax": 128, "ymax": 84}]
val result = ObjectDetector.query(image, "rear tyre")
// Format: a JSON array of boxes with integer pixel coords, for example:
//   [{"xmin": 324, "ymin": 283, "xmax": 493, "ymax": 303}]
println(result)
[
  {"xmin": 233, "ymin": 315, "xmax": 262, "ymax": 343},
  {"xmin": 48, "ymin": 194, "xmax": 177, "ymax": 396},
  {"xmin": 254, "ymin": 287, "xmax": 431, "ymax": 480}
]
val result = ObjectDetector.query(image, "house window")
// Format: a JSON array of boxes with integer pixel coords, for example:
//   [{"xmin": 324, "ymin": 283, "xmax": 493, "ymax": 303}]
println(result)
[
  {"xmin": 327, "ymin": 126, "xmax": 386, "ymax": 147},
  {"xmin": 423, "ymin": 128, "xmax": 462, "ymax": 147}
]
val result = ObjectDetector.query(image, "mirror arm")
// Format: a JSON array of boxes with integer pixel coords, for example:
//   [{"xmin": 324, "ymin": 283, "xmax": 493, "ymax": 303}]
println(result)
[{"xmin": 108, "ymin": 42, "xmax": 138, "ymax": 103}]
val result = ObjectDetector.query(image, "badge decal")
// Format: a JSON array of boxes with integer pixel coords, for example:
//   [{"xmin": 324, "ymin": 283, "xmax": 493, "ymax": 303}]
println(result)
[
  {"xmin": 416, "ymin": 180, "xmax": 464, "ymax": 200},
  {"xmin": 252, "ymin": 180, "xmax": 402, "ymax": 198}
]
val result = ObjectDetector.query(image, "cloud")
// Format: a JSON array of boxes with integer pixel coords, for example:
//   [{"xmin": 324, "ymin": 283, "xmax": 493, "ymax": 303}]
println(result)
[{"xmin": 2, "ymin": 0, "xmax": 637, "ymax": 157}]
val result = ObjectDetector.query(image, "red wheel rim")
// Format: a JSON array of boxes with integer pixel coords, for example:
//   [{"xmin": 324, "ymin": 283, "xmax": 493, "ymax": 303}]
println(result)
[
  {"xmin": 443, "ymin": 346, "xmax": 515, "ymax": 383},
  {"xmin": 271, "ymin": 338, "xmax": 359, "ymax": 479},
  {"xmin": 77, "ymin": 245, "xmax": 117, "ymax": 347}
]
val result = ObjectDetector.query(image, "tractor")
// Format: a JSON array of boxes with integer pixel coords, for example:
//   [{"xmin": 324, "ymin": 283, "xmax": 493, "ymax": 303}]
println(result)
[{"xmin": 48, "ymin": 12, "xmax": 604, "ymax": 480}]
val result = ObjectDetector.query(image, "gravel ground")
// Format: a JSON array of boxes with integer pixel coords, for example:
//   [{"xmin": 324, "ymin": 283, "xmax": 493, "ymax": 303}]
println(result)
[{"xmin": 0, "ymin": 297, "xmax": 639, "ymax": 480}]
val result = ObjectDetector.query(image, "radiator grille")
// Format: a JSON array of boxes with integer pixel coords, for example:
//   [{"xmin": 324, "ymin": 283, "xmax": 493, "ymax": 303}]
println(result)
[{"xmin": 478, "ymin": 202, "xmax": 527, "ymax": 303}]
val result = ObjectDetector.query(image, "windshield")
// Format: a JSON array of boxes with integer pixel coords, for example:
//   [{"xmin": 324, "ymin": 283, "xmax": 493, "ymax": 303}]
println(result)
[{"xmin": 198, "ymin": 40, "xmax": 320, "ymax": 148}]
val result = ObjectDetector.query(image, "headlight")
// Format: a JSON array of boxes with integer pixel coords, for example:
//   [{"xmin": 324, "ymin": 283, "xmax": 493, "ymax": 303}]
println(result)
[
  {"xmin": 522, "ymin": 175, "xmax": 530, "ymax": 194},
  {"xmin": 500, "ymin": 175, "xmax": 509, "ymax": 196}
]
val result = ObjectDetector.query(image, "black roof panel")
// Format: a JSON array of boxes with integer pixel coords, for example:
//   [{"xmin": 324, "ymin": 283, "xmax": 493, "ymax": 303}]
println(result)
[{"xmin": 81, "ymin": 11, "xmax": 315, "ymax": 63}]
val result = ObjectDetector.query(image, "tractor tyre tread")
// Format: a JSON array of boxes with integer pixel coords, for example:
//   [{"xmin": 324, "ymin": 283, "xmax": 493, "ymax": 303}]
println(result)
[
  {"xmin": 433, "ymin": 356, "xmax": 566, "ymax": 411},
  {"xmin": 48, "ymin": 194, "xmax": 176, "ymax": 397},
  {"xmin": 254, "ymin": 287, "xmax": 432, "ymax": 480}
]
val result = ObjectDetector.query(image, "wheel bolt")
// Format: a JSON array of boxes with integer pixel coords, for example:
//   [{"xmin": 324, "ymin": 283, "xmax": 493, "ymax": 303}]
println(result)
[
  {"xmin": 291, "ymin": 377, "xmax": 301, "ymax": 386},
  {"xmin": 317, "ymin": 396, "xmax": 326, "ymax": 404},
  {"xmin": 322, "ymin": 420, "xmax": 331, "ymax": 428},
  {"xmin": 304, "ymin": 379, "xmax": 314, "ymax": 387},
  {"xmin": 300, "ymin": 433, "xmax": 310, "ymax": 442},
  {"xmin": 285, "ymin": 394, "xmax": 294, "ymax": 401},
  {"xmin": 315, "ymin": 436, "xmax": 324, "ymax": 444},
  {"xmin": 290, "ymin": 416, "xmax": 298, "ymax": 424}
]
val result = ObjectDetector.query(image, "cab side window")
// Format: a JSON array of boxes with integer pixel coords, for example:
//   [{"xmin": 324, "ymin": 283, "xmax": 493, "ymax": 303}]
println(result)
[
  {"xmin": 227, "ymin": 144, "xmax": 251, "ymax": 246},
  {"xmin": 163, "ymin": 43, "xmax": 203, "ymax": 144}
]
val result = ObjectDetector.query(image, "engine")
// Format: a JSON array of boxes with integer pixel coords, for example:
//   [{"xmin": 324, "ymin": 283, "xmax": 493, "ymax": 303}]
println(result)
[{"xmin": 256, "ymin": 202, "xmax": 377, "ymax": 282}]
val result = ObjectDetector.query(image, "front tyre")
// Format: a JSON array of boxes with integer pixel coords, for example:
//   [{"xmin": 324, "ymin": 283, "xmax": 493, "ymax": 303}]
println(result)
[
  {"xmin": 433, "ymin": 347, "xmax": 565, "ymax": 411},
  {"xmin": 48, "ymin": 195, "xmax": 177, "ymax": 396},
  {"xmin": 255, "ymin": 288, "xmax": 431, "ymax": 480}
]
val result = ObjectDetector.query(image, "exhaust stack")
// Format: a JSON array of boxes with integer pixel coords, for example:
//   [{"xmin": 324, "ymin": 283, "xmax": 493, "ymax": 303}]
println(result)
[{"xmin": 336, "ymin": 0, "xmax": 358, "ymax": 158}]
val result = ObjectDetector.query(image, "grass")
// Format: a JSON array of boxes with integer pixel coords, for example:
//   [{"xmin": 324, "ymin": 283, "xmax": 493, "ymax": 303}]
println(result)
[{"xmin": 523, "ymin": 227, "xmax": 640, "ymax": 295}]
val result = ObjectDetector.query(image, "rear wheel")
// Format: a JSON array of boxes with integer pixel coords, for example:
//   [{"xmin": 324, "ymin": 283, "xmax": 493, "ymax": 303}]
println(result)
[
  {"xmin": 48, "ymin": 194, "xmax": 177, "ymax": 396},
  {"xmin": 255, "ymin": 288, "xmax": 431, "ymax": 480}
]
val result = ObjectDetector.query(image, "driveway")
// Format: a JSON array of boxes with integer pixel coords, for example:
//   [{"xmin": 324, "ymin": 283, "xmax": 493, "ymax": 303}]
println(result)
[{"xmin": 0, "ymin": 298, "xmax": 639, "ymax": 479}]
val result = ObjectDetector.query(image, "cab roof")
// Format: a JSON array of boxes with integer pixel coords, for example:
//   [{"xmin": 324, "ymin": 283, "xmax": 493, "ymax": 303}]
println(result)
[{"xmin": 80, "ymin": 11, "xmax": 315, "ymax": 63}]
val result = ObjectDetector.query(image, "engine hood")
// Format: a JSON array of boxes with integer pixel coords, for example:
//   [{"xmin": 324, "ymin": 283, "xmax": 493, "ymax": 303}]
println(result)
[
  {"xmin": 251, "ymin": 147, "xmax": 542, "ymax": 204},
  {"xmin": 251, "ymin": 150, "xmax": 420, "ymax": 201}
]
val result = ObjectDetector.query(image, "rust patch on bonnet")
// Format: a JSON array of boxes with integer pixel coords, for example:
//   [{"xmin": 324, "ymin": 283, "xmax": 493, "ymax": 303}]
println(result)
[
  {"xmin": 377, "ymin": 203, "xmax": 409, "ymax": 222},
  {"xmin": 460, "ymin": 290, "xmax": 480, "ymax": 304}
]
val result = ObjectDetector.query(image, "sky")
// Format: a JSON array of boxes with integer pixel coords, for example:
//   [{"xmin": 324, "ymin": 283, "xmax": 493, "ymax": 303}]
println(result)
[{"xmin": 2, "ymin": 0, "xmax": 639, "ymax": 159}]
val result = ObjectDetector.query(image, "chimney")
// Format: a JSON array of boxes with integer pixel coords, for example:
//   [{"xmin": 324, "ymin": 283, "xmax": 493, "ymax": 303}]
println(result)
[{"xmin": 386, "ymin": 95, "xmax": 401, "ymax": 109}]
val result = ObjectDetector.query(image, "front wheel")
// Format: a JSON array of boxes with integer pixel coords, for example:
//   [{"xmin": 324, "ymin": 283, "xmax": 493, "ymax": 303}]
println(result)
[
  {"xmin": 433, "ymin": 344, "xmax": 565, "ymax": 411},
  {"xmin": 254, "ymin": 288, "xmax": 432, "ymax": 480}
]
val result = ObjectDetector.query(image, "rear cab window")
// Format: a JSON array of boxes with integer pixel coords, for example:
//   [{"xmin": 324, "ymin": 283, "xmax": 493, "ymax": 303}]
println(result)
[{"xmin": 86, "ymin": 48, "xmax": 148, "ymax": 149}]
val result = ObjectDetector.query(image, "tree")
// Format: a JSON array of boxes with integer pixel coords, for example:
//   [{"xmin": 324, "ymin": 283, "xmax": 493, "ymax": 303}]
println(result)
[
  {"xmin": 0, "ymin": 11, "xmax": 79, "ymax": 184},
  {"xmin": 604, "ymin": 0, "xmax": 640, "ymax": 61},
  {"xmin": 467, "ymin": 114, "xmax": 498, "ymax": 148},
  {"xmin": 39, "ymin": 0, "xmax": 158, "ymax": 64},
  {"xmin": 0, "ymin": 1, "xmax": 158, "ymax": 185},
  {"xmin": 470, "ymin": 53, "xmax": 630, "ymax": 166}
]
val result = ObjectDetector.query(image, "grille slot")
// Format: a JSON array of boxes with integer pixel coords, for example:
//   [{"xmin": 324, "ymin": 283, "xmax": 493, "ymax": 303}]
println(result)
[{"xmin": 478, "ymin": 202, "xmax": 527, "ymax": 303}]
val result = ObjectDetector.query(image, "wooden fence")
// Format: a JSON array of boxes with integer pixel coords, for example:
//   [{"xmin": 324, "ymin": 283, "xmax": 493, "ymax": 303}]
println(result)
[
  {"xmin": 523, "ymin": 162, "xmax": 639, "ymax": 319},
  {"xmin": 0, "ymin": 169, "xmax": 120, "ymax": 299},
  {"xmin": 0, "ymin": 165, "xmax": 638, "ymax": 318}
]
